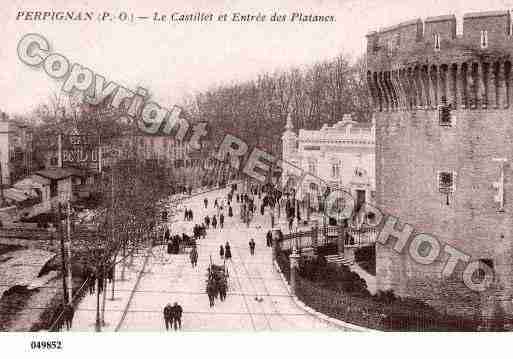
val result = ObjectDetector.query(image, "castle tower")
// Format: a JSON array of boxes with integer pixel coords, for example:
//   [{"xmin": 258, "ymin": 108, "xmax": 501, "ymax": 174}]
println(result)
[{"xmin": 367, "ymin": 11, "xmax": 513, "ymax": 323}]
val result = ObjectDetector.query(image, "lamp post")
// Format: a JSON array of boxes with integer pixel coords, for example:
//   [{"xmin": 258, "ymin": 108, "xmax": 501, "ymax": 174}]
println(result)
[{"xmin": 289, "ymin": 239, "xmax": 300, "ymax": 295}]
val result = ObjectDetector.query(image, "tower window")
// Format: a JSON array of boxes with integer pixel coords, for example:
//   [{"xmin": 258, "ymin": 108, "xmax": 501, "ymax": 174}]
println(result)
[
  {"xmin": 438, "ymin": 171, "xmax": 454, "ymax": 192},
  {"xmin": 308, "ymin": 158, "xmax": 317, "ymax": 175},
  {"xmin": 331, "ymin": 160, "xmax": 341, "ymax": 178},
  {"xmin": 481, "ymin": 30, "xmax": 488, "ymax": 49},
  {"xmin": 434, "ymin": 33, "xmax": 441, "ymax": 51},
  {"xmin": 438, "ymin": 171, "xmax": 456, "ymax": 206}
]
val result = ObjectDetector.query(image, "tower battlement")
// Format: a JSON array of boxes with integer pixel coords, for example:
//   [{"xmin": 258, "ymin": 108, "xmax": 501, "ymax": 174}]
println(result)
[
  {"xmin": 367, "ymin": 11, "xmax": 511, "ymax": 66},
  {"xmin": 366, "ymin": 11, "xmax": 513, "ymax": 112}
]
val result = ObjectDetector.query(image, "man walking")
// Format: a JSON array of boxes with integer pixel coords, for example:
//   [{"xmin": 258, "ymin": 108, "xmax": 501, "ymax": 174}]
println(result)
[
  {"xmin": 266, "ymin": 230, "xmax": 272, "ymax": 247},
  {"xmin": 249, "ymin": 238, "xmax": 255, "ymax": 256},
  {"xmin": 224, "ymin": 242, "xmax": 232, "ymax": 260},
  {"xmin": 63, "ymin": 303, "xmax": 74, "ymax": 330},
  {"xmin": 172, "ymin": 302, "xmax": 183, "ymax": 330},
  {"xmin": 163, "ymin": 303, "xmax": 173, "ymax": 331},
  {"xmin": 220, "ymin": 213, "xmax": 224, "ymax": 229},
  {"xmin": 189, "ymin": 246, "xmax": 198, "ymax": 268}
]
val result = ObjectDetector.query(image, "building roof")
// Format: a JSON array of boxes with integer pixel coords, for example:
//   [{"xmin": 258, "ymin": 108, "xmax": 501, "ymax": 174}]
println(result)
[
  {"xmin": 3, "ymin": 188, "xmax": 30, "ymax": 202},
  {"xmin": 35, "ymin": 168, "xmax": 75, "ymax": 180},
  {"xmin": 14, "ymin": 175, "xmax": 50, "ymax": 188}
]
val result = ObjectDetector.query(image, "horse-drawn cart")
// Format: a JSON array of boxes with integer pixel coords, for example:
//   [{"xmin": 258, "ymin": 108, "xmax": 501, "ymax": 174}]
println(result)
[{"xmin": 206, "ymin": 261, "xmax": 229, "ymax": 305}]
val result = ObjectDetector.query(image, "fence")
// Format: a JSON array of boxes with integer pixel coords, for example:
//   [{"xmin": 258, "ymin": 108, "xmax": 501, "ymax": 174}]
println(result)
[
  {"xmin": 346, "ymin": 227, "xmax": 378, "ymax": 247},
  {"xmin": 279, "ymin": 225, "xmax": 377, "ymax": 252}
]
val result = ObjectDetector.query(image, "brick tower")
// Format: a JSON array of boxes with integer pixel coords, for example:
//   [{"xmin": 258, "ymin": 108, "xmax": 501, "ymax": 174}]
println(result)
[{"xmin": 366, "ymin": 11, "xmax": 513, "ymax": 321}]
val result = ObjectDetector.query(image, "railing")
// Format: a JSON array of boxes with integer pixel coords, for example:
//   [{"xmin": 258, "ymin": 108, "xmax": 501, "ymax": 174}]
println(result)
[
  {"xmin": 279, "ymin": 225, "xmax": 377, "ymax": 252},
  {"xmin": 346, "ymin": 227, "xmax": 379, "ymax": 247}
]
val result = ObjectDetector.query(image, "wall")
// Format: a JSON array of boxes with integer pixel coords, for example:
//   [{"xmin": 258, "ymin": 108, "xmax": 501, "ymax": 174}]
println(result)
[{"xmin": 367, "ymin": 11, "xmax": 513, "ymax": 320}]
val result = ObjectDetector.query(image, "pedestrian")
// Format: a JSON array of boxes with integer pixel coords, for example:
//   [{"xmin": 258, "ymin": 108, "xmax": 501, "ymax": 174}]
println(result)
[
  {"xmin": 63, "ymin": 303, "xmax": 74, "ymax": 330},
  {"xmin": 249, "ymin": 238, "xmax": 255, "ymax": 256},
  {"xmin": 212, "ymin": 215, "xmax": 217, "ymax": 229},
  {"xmin": 219, "ymin": 245, "xmax": 224, "ymax": 259},
  {"xmin": 98, "ymin": 270, "xmax": 104, "ymax": 294},
  {"xmin": 205, "ymin": 215, "xmax": 210, "ymax": 228},
  {"xmin": 167, "ymin": 236, "xmax": 174, "ymax": 254},
  {"xmin": 266, "ymin": 230, "xmax": 272, "ymax": 247},
  {"xmin": 228, "ymin": 206, "xmax": 233, "ymax": 217},
  {"xmin": 220, "ymin": 213, "xmax": 224, "ymax": 228},
  {"xmin": 184, "ymin": 208, "xmax": 188, "ymax": 221},
  {"xmin": 218, "ymin": 277, "xmax": 227, "ymax": 301},
  {"xmin": 207, "ymin": 280, "xmax": 217, "ymax": 307},
  {"xmin": 224, "ymin": 242, "xmax": 232, "ymax": 260},
  {"xmin": 236, "ymin": 194, "xmax": 240, "ymax": 203},
  {"xmin": 288, "ymin": 216, "xmax": 293, "ymax": 231},
  {"xmin": 190, "ymin": 210, "xmax": 194, "ymax": 221},
  {"xmin": 189, "ymin": 246, "xmax": 198, "ymax": 268},
  {"xmin": 204, "ymin": 198, "xmax": 208, "ymax": 208},
  {"xmin": 214, "ymin": 198, "xmax": 219, "ymax": 208},
  {"xmin": 172, "ymin": 302, "xmax": 183, "ymax": 330},
  {"xmin": 164, "ymin": 303, "xmax": 173, "ymax": 331}
]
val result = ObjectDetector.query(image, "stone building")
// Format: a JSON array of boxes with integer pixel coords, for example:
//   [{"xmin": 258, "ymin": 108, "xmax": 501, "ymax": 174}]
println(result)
[
  {"xmin": 366, "ymin": 10, "xmax": 513, "ymax": 321},
  {"xmin": 281, "ymin": 113, "xmax": 375, "ymax": 211},
  {"xmin": 0, "ymin": 115, "xmax": 33, "ymax": 186}
]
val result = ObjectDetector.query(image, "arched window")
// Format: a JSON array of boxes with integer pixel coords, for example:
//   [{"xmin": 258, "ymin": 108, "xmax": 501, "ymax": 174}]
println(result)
[
  {"xmin": 434, "ymin": 33, "xmax": 441, "ymax": 51},
  {"xmin": 307, "ymin": 158, "xmax": 317, "ymax": 175},
  {"xmin": 331, "ymin": 160, "xmax": 341, "ymax": 178}
]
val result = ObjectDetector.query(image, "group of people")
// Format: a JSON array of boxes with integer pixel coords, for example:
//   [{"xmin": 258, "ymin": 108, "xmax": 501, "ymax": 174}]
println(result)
[
  {"xmin": 219, "ymin": 241, "xmax": 232, "ymax": 260},
  {"xmin": 165, "ymin": 228, "xmax": 184, "ymax": 254},
  {"xmin": 184, "ymin": 208, "xmax": 194, "ymax": 221},
  {"xmin": 163, "ymin": 302, "xmax": 183, "ymax": 331},
  {"xmin": 193, "ymin": 223, "xmax": 206, "ymax": 240},
  {"xmin": 83, "ymin": 264, "xmax": 114, "ymax": 296},
  {"xmin": 204, "ymin": 213, "xmax": 225, "ymax": 229}
]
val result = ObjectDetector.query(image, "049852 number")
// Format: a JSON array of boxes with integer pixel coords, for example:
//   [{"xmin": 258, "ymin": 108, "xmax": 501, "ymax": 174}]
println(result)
[{"xmin": 30, "ymin": 341, "xmax": 63, "ymax": 350}]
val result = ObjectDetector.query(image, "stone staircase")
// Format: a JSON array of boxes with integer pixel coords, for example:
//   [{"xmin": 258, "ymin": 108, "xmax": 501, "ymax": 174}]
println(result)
[{"xmin": 324, "ymin": 254, "xmax": 354, "ymax": 266}]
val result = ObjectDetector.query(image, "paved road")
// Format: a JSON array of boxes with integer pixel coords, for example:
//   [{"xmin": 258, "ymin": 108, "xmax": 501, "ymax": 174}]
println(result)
[{"xmin": 117, "ymin": 186, "xmax": 338, "ymax": 331}]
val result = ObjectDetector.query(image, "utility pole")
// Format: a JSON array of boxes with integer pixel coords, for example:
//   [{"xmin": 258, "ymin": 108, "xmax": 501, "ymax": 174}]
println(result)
[
  {"xmin": 58, "ymin": 133, "xmax": 63, "ymax": 168},
  {"xmin": 65, "ymin": 198, "xmax": 73, "ymax": 305},
  {"xmin": 0, "ymin": 151, "xmax": 4, "ymax": 207},
  {"xmin": 110, "ymin": 164, "xmax": 116, "ymax": 300},
  {"xmin": 56, "ymin": 204, "xmax": 68, "ymax": 304},
  {"xmin": 95, "ymin": 263, "xmax": 101, "ymax": 331}
]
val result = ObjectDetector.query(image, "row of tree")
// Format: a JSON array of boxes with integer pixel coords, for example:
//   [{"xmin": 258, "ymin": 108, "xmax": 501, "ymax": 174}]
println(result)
[{"xmin": 182, "ymin": 54, "xmax": 370, "ymax": 156}]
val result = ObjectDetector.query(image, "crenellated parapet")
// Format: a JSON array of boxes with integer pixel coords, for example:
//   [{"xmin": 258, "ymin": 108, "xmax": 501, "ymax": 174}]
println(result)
[{"xmin": 366, "ymin": 11, "xmax": 513, "ymax": 112}]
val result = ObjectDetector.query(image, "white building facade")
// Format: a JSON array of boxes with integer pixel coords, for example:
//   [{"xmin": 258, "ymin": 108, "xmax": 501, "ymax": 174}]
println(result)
[{"xmin": 281, "ymin": 114, "xmax": 376, "ymax": 210}]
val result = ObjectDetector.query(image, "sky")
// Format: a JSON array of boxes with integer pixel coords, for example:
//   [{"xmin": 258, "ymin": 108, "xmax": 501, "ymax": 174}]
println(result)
[{"xmin": 2, "ymin": 0, "xmax": 513, "ymax": 115}]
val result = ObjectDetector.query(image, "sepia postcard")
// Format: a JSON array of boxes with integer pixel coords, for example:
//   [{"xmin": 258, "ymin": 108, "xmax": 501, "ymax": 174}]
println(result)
[{"xmin": 1, "ymin": 0, "xmax": 512, "ymax": 356}]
